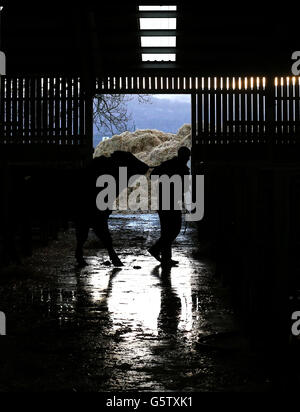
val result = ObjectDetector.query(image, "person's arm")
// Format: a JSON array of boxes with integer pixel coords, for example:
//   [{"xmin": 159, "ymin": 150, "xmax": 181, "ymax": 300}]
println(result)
[
  {"xmin": 150, "ymin": 165, "xmax": 161, "ymax": 178},
  {"xmin": 150, "ymin": 159, "xmax": 171, "ymax": 178},
  {"xmin": 180, "ymin": 165, "xmax": 191, "ymax": 212}
]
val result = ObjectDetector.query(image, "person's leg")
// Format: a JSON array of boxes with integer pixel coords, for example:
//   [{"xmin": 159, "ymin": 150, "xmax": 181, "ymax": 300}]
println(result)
[
  {"xmin": 157, "ymin": 211, "xmax": 175, "ymax": 263},
  {"xmin": 93, "ymin": 216, "xmax": 123, "ymax": 267},
  {"xmin": 75, "ymin": 221, "xmax": 89, "ymax": 266},
  {"xmin": 160, "ymin": 211, "xmax": 182, "ymax": 265},
  {"xmin": 149, "ymin": 211, "xmax": 182, "ymax": 264},
  {"xmin": 148, "ymin": 211, "xmax": 169, "ymax": 261}
]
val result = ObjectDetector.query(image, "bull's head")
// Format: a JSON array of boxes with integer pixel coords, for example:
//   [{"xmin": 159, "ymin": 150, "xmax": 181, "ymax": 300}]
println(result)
[{"xmin": 110, "ymin": 151, "xmax": 149, "ymax": 178}]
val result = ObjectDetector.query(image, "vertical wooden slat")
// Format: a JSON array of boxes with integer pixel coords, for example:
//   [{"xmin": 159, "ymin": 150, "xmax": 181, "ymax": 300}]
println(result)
[
  {"xmin": 209, "ymin": 78, "xmax": 215, "ymax": 142},
  {"xmin": 277, "ymin": 78, "xmax": 283, "ymax": 140},
  {"xmin": 73, "ymin": 77, "xmax": 79, "ymax": 144},
  {"xmin": 216, "ymin": 80, "xmax": 222, "ymax": 141},
  {"xmin": 191, "ymin": 92, "xmax": 197, "ymax": 147},
  {"xmin": 198, "ymin": 90, "xmax": 203, "ymax": 143},
  {"xmin": 36, "ymin": 77, "xmax": 42, "ymax": 144},
  {"xmin": 11, "ymin": 77, "xmax": 18, "ymax": 143},
  {"xmin": 5, "ymin": 78, "xmax": 11, "ymax": 142},
  {"xmin": 274, "ymin": 78, "xmax": 279, "ymax": 138},
  {"xmin": 79, "ymin": 79, "xmax": 85, "ymax": 146},
  {"xmin": 241, "ymin": 79, "xmax": 246, "ymax": 141},
  {"xmin": 67, "ymin": 78, "xmax": 73, "ymax": 145},
  {"xmin": 246, "ymin": 81, "xmax": 252, "ymax": 140},
  {"xmin": 291, "ymin": 77, "xmax": 296, "ymax": 138},
  {"xmin": 171, "ymin": 76, "xmax": 175, "ymax": 92},
  {"xmin": 262, "ymin": 80, "xmax": 266, "ymax": 138},
  {"xmin": 165, "ymin": 76, "xmax": 171, "ymax": 93},
  {"xmin": 113, "ymin": 76, "xmax": 119, "ymax": 92},
  {"xmin": 105, "ymin": 77, "xmax": 110, "ymax": 92},
  {"xmin": 228, "ymin": 79, "xmax": 234, "ymax": 139},
  {"xmin": 24, "ymin": 77, "xmax": 30, "ymax": 143},
  {"xmin": 49, "ymin": 77, "xmax": 55, "ymax": 144},
  {"xmin": 296, "ymin": 78, "xmax": 300, "ymax": 137},
  {"xmin": 60, "ymin": 77, "xmax": 67, "ymax": 145},
  {"xmin": 132, "ymin": 76, "xmax": 137, "ymax": 92},
  {"xmin": 30, "ymin": 77, "xmax": 37, "ymax": 143},
  {"xmin": 252, "ymin": 80, "xmax": 258, "ymax": 141},
  {"xmin": 3, "ymin": 77, "xmax": 8, "ymax": 143},
  {"xmin": 119, "ymin": 76, "xmax": 125, "ymax": 92},
  {"xmin": 176, "ymin": 76, "xmax": 182, "ymax": 92},
  {"xmin": 282, "ymin": 78, "xmax": 287, "ymax": 142},
  {"xmin": 288, "ymin": 77, "xmax": 293, "ymax": 139},
  {"xmin": 203, "ymin": 79, "xmax": 209, "ymax": 140},
  {"xmin": 183, "ymin": 77, "xmax": 187, "ymax": 92},
  {"xmin": 234, "ymin": 78, "xmax": 240, "ymax": 140},
  {"xmin": 83, "ymin": 78, "xmax": 94, "ymax": 152},
  {"xmin": 54, "ymin": 77, "xmax": 61, "ymax": 145},
  {"xmin": 117, "ymin": 76, "xmax": 122, "ymax": 92},
  {"xmin": 144, "ymin": 76, "xmax": 150, "ymax": 92},
  {"xmin": 190, "ymin": 76, "xmax": 196, "ymax": 92},
  {"xmin": 0, "ymin": 76, "xmax": 4, "ymax": 142},
  {"xmin": 258, "ymin": 81, "xmax": 265, "ymax": 141},
  {"xmin": 42, "ymin": 77, "xmax": 48, "ymax": 143},
  {"xmin": 222, "ymin": 79, "xmax": 228, "ymax": 140},
  {"xmin": 137, "ymin": 76, "xmax": 141, "ymax": 92}
]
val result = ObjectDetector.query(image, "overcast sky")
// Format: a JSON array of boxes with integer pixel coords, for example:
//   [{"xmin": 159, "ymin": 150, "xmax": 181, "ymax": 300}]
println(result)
[
  {"xmin": 154, "ymin": 94, "xmax": 191, "ymax": 103},
  {"xmin": 93, "ymin": 93, "xmax": 191, "ymax": 143}
]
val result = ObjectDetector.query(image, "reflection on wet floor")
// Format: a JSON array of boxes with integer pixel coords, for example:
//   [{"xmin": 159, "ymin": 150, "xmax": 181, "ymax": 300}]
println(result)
[{"xmin": 0, "ymin": 214, "xmax": 269, "ymax": 391}]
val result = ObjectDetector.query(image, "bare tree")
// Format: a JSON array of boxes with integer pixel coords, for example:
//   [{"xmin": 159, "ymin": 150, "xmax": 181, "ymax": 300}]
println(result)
[{"xmin": 93, "ymin": 94, "xmax": 152, "ymax": 136}]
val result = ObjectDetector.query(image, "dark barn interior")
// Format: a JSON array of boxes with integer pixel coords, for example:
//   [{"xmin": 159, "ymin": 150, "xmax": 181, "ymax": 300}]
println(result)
[{"xmin": 0, "ymin": 0, "xmax": 300, "ymax": 393}]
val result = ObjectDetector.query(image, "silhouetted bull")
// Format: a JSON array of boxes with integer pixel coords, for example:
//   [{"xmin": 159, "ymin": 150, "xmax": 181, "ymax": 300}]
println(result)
[{"xmin": 75, "ymin": 151, "xmax": 149, "ymax": 267}]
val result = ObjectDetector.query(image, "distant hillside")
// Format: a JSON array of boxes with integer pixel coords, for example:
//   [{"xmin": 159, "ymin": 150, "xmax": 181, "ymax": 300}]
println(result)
[{"xmin": 93, "ymin": 95, "xmax": 191, "ymax": 147}]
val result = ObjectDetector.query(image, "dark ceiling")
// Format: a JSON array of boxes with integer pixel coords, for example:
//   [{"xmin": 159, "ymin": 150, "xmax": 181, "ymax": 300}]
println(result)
[{"xmin": 2, "ymin": 1, "xmax": 299, "ymax": 77}]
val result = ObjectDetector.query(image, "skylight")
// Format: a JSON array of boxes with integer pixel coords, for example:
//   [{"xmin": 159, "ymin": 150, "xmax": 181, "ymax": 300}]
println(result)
[
  {"xmin": 139, "ymin": 18, "xmax": 177, "ymax": 30},
  {"xmin": 139, "ymin": 6, "xmax": 177, "ymax": 11},
  {"xmin": 142, "ymin": 54, "xmax": 176, "ymax": 62},
  {"xmin": 141, "ymin": 36, "xmax": 176, "ymax": 47},
  {"xmin": 138, "ymin": 5, "xmax": 177, "ymax": 63}
]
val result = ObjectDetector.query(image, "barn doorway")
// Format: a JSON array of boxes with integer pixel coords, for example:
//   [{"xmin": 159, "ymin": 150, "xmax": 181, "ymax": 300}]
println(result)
[
  {"xmin": 93, "ymin": 93, "xmax": 191, "ymax": 159},
  {"xmin": 93, "ymin": 93, "xmax": 192, "ymax": 215}
]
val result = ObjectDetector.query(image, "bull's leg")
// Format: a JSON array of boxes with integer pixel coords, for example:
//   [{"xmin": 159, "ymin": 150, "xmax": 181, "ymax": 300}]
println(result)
[
  {"xmin": 75, "ymin": 222, "xmax": 89, "ymax": 267},
  {"xmin": 93, "ymin": 219, "xmax": 124, "ymax": 267}
]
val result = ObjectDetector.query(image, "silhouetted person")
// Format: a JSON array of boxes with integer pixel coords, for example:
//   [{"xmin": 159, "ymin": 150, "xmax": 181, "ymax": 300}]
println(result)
[{"xmin": 148, "ymin": 147, "xmax": 191, "ymax": 269}]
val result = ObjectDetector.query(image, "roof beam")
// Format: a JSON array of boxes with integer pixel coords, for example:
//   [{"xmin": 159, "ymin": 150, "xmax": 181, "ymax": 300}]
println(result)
[
  {"xmin": 141, "ymin": 47, "xmax": 176, "ymax": 54},
  {"xmin": 140, "ymin": 30, "xmax": 177, "ymax": 36}
]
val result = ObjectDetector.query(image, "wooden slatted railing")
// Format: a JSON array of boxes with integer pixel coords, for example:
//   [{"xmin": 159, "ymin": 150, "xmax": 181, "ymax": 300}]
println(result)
[
  {"xmin": 96, "ymin": 75, "xmax": 201, "ymax": 94},
  {"xmin": 0, "ymin": 76, "xmax": 87, "ymax": 146},
  {"xmin": 0, "ymin": 75, "xmax": 299, "ymax": 147},
  {"xmin": 275, "ymin": 77, "xmax": 300, "ymax": 142},
  {"xmin": 98, "ymin": 74, "xmax": 300, "ymax": 145},
  {"xmin": 194, "ymin": 77, "xmax": 268, "ymax": 144}
]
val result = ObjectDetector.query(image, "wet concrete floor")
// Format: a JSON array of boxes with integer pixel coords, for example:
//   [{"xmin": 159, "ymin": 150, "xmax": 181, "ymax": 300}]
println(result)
[{"xmin": 0, "ymin": 214, "xmax": 270, "ymax": 391}]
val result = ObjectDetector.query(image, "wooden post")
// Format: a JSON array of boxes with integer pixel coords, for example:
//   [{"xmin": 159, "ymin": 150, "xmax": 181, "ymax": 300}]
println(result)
[
  {"xmin": 85, "ymin": 88, "xmax": 94, "ymax": 162},
  {"xmin": 191, "ymin": 92, "xmax": 197, "ymax": 174},
  {"xmin": 72, "ymin": 7, "xmax": 97, "ymax": 163},
  {"xmin": 265, "ymin": 78, "xmax": 275, "ymax": 159}
]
